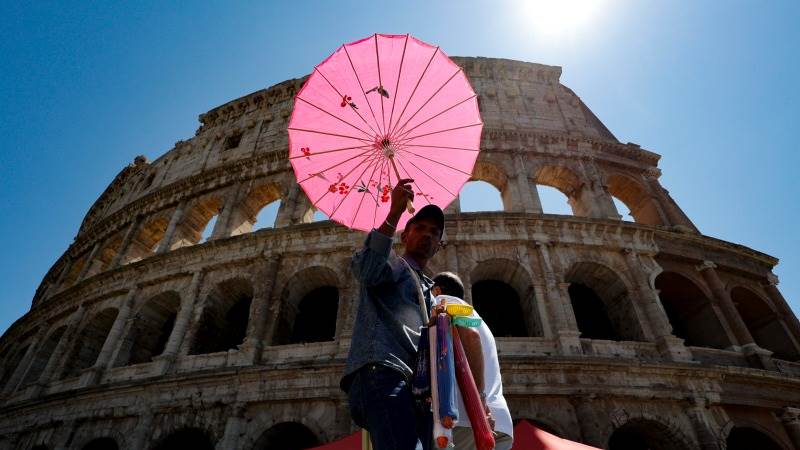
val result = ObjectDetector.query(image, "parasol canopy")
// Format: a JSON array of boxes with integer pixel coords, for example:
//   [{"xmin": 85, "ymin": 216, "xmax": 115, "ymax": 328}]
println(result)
[{"xmin": 288, "ymin": 33, "xmax": 482, "ymax": 231}]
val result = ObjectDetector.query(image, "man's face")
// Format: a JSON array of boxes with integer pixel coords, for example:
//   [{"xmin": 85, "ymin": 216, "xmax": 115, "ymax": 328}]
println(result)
[{"xmin": 401, "ymin": 218, "xmax": 442, "ymax": 260}]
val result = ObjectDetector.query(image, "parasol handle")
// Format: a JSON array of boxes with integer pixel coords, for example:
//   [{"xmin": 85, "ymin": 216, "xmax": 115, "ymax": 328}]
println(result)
[{"xmin": 389, "ymin": 156, "xmax": 415, "ymax": 214}]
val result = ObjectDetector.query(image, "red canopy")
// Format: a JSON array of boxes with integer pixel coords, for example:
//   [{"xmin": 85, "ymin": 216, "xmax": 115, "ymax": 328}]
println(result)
[
  {"xmin": 511, "ymin": 420, "xmax": 600, "ymax": 450},
  {"xmin": 309, "ymin": 422, "xmax": 599, "ymax": 450}
]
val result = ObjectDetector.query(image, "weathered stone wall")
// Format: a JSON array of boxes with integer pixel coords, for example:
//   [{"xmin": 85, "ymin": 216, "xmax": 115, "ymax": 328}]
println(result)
[{"xmin": 0, "ymin": 57, "xmax": 798, "ymax": 450}]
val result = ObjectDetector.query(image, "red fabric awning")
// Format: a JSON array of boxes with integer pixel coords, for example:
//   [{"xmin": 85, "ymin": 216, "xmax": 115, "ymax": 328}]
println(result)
[
  {"xmin": 308, "ymin": 422, "xmax": 599, "ymax": 450},
  {"xmin": 511, "ymin": 420, "xmax": 600, "ymax": 450}
]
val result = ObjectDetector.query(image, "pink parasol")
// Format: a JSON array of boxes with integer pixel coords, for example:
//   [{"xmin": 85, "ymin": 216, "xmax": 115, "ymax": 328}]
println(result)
[{"xmin": 288, "ymin": 34, "xmax": 482, "ymax": 231}]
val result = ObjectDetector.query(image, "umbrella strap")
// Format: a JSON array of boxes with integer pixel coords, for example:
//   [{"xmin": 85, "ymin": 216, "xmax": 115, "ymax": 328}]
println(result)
[{"xmin": 398, "ymin": 257, "xmax": 430, "ymax": 324}]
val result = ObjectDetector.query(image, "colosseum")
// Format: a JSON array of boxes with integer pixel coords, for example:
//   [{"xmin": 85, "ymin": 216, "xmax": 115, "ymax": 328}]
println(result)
[{"xmin": 1, "ymin": 56, "xmax": 799, "ymax": 450}]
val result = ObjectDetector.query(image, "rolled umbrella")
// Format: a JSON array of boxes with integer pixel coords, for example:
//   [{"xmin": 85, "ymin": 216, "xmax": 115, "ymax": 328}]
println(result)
[
  {"xmin": 436, "ymin": 313, "xmax": 458, "ymax": 428},
  {"xmin": 452, "ymin": 326, "xmax": 495, "ymax": 450},
  {"xmin": 429, "ymin": 324, "xmax": 451, "ymax": 449}
]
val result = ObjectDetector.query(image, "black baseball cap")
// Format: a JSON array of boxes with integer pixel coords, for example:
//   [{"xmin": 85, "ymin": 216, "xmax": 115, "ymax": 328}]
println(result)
[{"xmin": 405, "ymin": 204, "xmax": 445, "ymax": 235}]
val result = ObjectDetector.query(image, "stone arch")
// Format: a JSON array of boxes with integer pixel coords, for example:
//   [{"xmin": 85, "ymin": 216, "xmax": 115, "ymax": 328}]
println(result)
[
  {"xmin": 21, "ymin": 325, "xmax": 67, "ymax": 386},
  {"xmin": 606, "ymin": 173, "xmax": 664, "ymax": 225},
  {"xmin": 655, "ymin": 271, "xmax": 732, "ymax": 349},
  {"xmin": 123, "ymin": 215, "xmax": 170, "ymax": 264},
  {"xmin": 0, "ymin": 342, "xmax": 31, "ymax": 389},
  {"xmin": 60, "ymin": 307, "xmax": 119, "ymax": 379},
  {"xmin": 607, "ymin": 417, "xmax": 693, "ymax": 450},
  {"xmin": 171, "ymin": 194, "xmax": 225, "ymax": 248},
  {"xmin": 470, "ymin": 258, "xmax": 537, "ymax": 337},
  {"xmin": 80, "ymin": 437, "xmax": 119, "ymax": 450},
  {"xmin": 152, "ymin": 427, "xmax": 214, "ymax": 450},
  {"xmin": 86, "ymin": 231, "xmax": 125, "ymax": 277},
  {"xmin": 114, "ymin": 291, "xmax": 181, "ymax": 366},
  {"xmin": 732, "ymin": 286, "xmax": 800, "ymax": 361},
  {"xmin": 726, "ymin": 426, "xmax": 784, "ymax": 450},
  {"xmin": 533, "ymin": 165, "xmax": 584, "ymax": 216},
  {"xmin": 252, "ymin": 422, "xmax": 320, "ymax": 450},
  {"xmin": 229, "ymin": 181, "xmax": 284, "ymax": 235},
  {"xmin": 565, "ymin": 261, "xmax": 646, "ymax": 342},
  {"xmin": 469, "ymin": 160, "xmax": 511, "ymax": 210},
  {"xmin": 61, "ymin": 254, "xmax": 89, "ymax": 287},
  {"xmin": 191, "ymin": 277, "xmax": 253, "ymax": 354},
  {"xmin": 273, "ymin": 266, "xmax": 341, "ymax": 345}
]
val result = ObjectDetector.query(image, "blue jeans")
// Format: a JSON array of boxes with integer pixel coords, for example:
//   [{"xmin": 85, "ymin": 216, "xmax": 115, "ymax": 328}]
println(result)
[{"xmin": 348, "ymin": 364, "xmax": 432, "ymax": 450}]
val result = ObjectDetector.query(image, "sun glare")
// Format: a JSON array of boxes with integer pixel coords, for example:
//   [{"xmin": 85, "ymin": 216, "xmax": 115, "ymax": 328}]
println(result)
[{"xmin": 519, "ymin": 0, "xmax": 608, "ymax": 37}]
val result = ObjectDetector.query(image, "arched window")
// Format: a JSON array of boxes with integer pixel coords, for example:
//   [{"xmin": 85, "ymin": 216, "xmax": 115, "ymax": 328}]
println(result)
[
  {"xmin": 61, "ymin": 308, "xmax": 119, "ymax": 379},
  {"xmin": 655, "ymin": 272, "xmax": 732, "ymax": 349},
  {"xmin": 459, "ymin": 181, "xmax": 503, "ymax": 212},
  {"xmin": 470, "ymin": 259, "xmax": 537, "ymax": 337},
  {"xmin": 22, "ymin": 325, "xmax": 66, "ymax": 386},
  {"xmin": 312, "ymin": 209, "xmax": 329, "ymax": 222},
  {"xmin": 171, "ymin": 196, "xmax": 224, "ymax": 248},
  {"xmin": 538, "ymin": 185, "xmax": 573, "ymax": 215},
  {"xmin": 611, "ymin": 196, "xmax": 634, "ymax": 221},
  {"xmin": 114, "ymin": 292, "xmax": 180, "ymax": 366},
  {"xmin": 254, "ymin": 200, "xmax": 281, "ymax": 230},
  {"xmin": 608, "ymin": 419, "xmax": 692, "ymax": 450},
  {"xmin": 726, "ymin": 427, "xmax": 783, "ymax": 450},
  {"xmin": 123, "ymin": 216, "xmax": 169, "ymax": 264},
  {"xmin": 274, "ymin": 267, "xmax": 340, "ymax": 345},
  {"xmin": 534, "ymin": 165, "xmax": 582, "ymax": 216},
  {"xmin": 87, "ymin": 232, "xmax": 124, "ymax": 277},
  {"xmin": 0, "ymin": 343, "xmax": 30, "ymax": 389},
  {"xmin": 732, "ymin": 287, "xmax": 800, "ymax": 361},
  {"xmin": 191, "ymin": 278, "xmax": 253, "ymax": 355},
  {"xmin": 153, "ymin": 428, "xmax": 214, "ymax": 450},
  {"xmin": 253, "ymin": 422, "xmax": 319, "ymax": 450},
  {"xmin": 566, "ymin": 262, "xmax": 645, "ymax": 342},
  {"xmin": 606, "ymin": 174, "xmax": 664, "ymax": 225}
]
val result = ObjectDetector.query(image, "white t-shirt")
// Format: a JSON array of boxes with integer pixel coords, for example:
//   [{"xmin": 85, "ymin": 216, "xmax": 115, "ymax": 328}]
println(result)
[{"xmin": 434, "ymin": 295, "xmax": 514, "ymax": 438}]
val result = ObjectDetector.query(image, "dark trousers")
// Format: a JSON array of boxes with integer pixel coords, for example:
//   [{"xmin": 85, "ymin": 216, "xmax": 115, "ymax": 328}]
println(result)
[{"xmin": 348, "ymin": 364, "xmax": 432, "ymax": 450}]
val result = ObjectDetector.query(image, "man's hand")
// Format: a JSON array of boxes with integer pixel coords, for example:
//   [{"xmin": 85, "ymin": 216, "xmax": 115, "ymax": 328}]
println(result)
[
  {"xmin": 378, "ymin": 178, "xmax": 414, "ymax": 236},
  {"xmin": 390, "ymin": 178, "xmax": 414, "ymax": 216}
]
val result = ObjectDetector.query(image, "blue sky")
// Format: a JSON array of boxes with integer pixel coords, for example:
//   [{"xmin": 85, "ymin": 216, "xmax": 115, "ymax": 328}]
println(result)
[{"xmin": 1, "ymin": 1, "xmax": 798, "ymax": 336}]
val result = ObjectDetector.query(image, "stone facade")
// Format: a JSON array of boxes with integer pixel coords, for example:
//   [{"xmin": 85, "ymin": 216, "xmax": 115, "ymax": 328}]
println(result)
[{"xmin": 1, "ymin": 57, "xmax": 799, "ymax": 450}]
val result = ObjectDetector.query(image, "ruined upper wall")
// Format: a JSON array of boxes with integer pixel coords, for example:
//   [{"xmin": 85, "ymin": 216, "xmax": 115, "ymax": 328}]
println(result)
[{"xmin": 77, "ymin": 57, "xmax": 631, "ymax": 237}]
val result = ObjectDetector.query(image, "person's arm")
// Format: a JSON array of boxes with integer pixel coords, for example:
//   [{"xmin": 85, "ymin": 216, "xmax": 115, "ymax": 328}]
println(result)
[
  {"xmin": 458, "ymin": 326, "xmax": 484, "ymax": 395},
  {"xmin": 350, "ymin": 179, "xmax": 415, "ymax": 286}
]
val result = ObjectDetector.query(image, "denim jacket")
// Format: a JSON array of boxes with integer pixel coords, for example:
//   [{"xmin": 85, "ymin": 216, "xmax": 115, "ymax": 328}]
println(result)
[{"xmin": 341, "ymin": 230, "xmax": 433, "ymax": 391}]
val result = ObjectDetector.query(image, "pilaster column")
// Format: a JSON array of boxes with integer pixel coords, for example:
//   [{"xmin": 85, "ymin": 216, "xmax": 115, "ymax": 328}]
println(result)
[
  {"xmin": 764, "ymin": 274, "xmax": 800, "ymax": 347},
  {"xmin": 155, "ymin": 271, "xmax": 204, "ymax": 373},
  {"xmin": 443, "ymin": 195, "xmax": 460, "ymax": 214},
  {"xmin": 30, "ymin": 307, "xmax": 85, "ymax": 396},
  {"xmin": 525, "ymin": 243, "xmax": 553, "ymax": 338},
  {"xmin": 643, "ymin": 171, "xmax": 697, "ymax": 232},
  {"xmin": 110, "ymin": 217, "xmax": 142, "ymax": 269},
  {"xmin": 277, "ymin": 182, "xmax": 302, "ymax": 227},
  {"xmin": 85, "ymin": 287, "xmax": 138, "ymax": 385},
  {"xmin": 580, "ymin": 159, "xmax": 619, "ymax": 219},
  {"xmin": 456, "ymin": 245, "xmax": 473, "ymax": 305},
  {"xmin": 571, "ymin": 396, "xmax": 605, "ymax": 447},
  {"xmin": 780, "ymin": 407, "xmax": 800, "ymax": 450},
  {"xmin": 534, "ymin": 241, "xmax": 581, "ymax": 354},
  {"xmin": 51, "ymin": 256, "xmax": 76, "ymax": 294},
  {"xmin": 696, "ymin": 261, "xmax": 754, "ymax": 346},
  {"xmin": 242, "ymin": 256, "xmax": 280, "ymax": 364},
  {"xmin": 156, "ymin": 200, "xmax": 187, "ymax": 253},
  {"xmin": 514, "ymin": 154, "xmax": 542, "ymax": 213},
  {"xmin": 336, "ymin": 273, "xmax": 358, "ymax": 341},
  {"xmin": 217, "ymin": 403, "xmax": 247, "ymax": 449},
  {"xmin": 76, "ymin": 243, "xmax": 101, "ymax": 282},
  {"xmin": 211, "ymin": 183, "xmax": 244, "ymax": 240},
  {"xmin": 1, "ymin": 333, "xmax": 43, "ymax": 396},
  {"xmin": 129, "ymin": 409, "xmax": 155, "ymax": 449},
  {"xmin": 685, "ymin": 399, "xmax": 723, "ymax": 450}
]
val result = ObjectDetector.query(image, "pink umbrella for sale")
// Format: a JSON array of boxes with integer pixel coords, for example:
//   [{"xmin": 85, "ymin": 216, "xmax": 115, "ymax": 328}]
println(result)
[{"xmin": 288, "ymin": 33, "xmax": 482, "ymax": 231}]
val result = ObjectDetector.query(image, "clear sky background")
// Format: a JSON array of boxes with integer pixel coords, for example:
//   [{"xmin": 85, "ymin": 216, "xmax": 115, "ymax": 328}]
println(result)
[{"xmin": 1, "ymin": 1, "xmax": 798, "ymax": 336}]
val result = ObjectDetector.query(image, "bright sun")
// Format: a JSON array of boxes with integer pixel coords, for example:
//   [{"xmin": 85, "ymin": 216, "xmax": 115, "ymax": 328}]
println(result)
[{"xmin": 519, "ymin": 0, "xmax": 608, "ymax": 37}]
